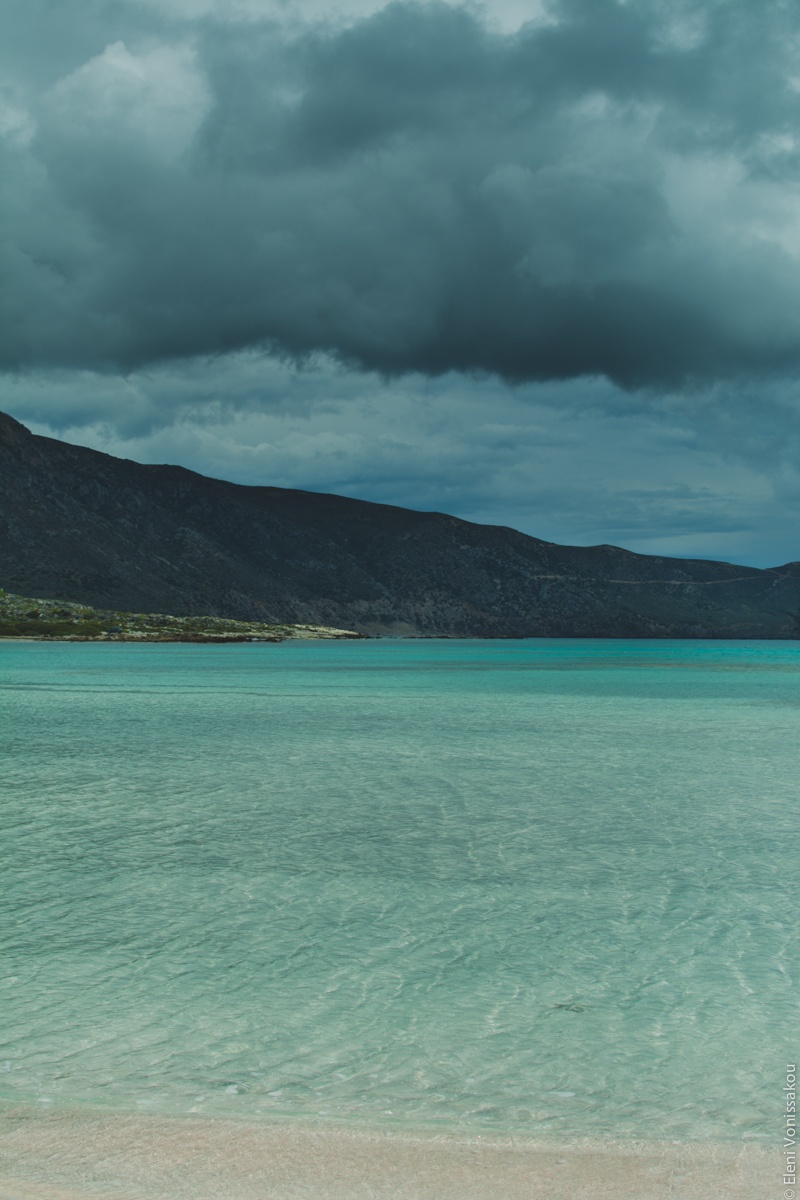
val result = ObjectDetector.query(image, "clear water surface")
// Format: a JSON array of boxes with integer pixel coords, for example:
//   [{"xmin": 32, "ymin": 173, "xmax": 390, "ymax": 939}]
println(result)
[{"xmin": 1, "ymin": 638, "xmax": 798, "ymax": 1141}]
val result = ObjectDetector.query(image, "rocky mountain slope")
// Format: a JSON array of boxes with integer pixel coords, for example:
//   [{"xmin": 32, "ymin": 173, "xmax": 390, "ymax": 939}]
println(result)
[{"xmin": 1, "ymin": 411, "xmax": 797, "ymax": 637}]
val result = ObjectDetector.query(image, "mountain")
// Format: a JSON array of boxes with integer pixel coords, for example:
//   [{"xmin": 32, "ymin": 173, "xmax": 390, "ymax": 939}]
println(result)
[{"xmin": 1, "ymin": 411, "xmax": 797, "ymax": 638}]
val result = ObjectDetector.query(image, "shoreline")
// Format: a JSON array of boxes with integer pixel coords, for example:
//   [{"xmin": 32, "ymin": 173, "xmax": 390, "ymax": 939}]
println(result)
[
  {"xmin": 0, "ymin": 633, "xmax": 363, "ymax": 643},
  {"xmin": 0, "ymin": 627, "xmax": 365, "ymax": 643},
  {"xmin": 0, "ymin": 1106, "xmax": 774, "ymax": 1200},
  {"xmin": 0, "ymin": 591, "xmax": 365, "ymax": 642}
]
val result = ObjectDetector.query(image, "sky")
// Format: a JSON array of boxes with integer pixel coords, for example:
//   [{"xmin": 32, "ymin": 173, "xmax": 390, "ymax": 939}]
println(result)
[{"xmin": 2, "ymin": 0, "xmax": 800, "ymax": 567}]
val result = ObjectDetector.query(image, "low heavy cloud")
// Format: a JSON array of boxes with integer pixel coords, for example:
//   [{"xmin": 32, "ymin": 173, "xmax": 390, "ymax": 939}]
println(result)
[
  {"xmin": 7, "ymin": 354, "xmax": 800, "ymax": 567},
  {"xmin": 4, "ymin": 0, "xmax": 800, "ymax": 386}
]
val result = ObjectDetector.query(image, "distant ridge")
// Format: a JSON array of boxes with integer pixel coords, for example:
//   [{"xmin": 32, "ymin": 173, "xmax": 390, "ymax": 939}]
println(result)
[{"xmin": 1, "ymin": 411, "xmax": 797, "ymax": 638}]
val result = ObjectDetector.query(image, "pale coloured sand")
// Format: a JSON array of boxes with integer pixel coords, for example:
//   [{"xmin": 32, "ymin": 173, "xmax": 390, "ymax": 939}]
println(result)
[{"xmin": 0, "ymin": 1108, "xmax": 774, "ymax": 1200}]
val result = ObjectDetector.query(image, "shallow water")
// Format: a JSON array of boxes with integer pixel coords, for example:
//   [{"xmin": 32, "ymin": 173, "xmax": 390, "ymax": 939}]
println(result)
[{"xmin": 1, "ymin": 639, "xmax": 798, "ymax": 1141}]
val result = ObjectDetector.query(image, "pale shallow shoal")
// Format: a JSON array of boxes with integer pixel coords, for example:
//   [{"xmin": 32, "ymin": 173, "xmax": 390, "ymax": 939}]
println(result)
[{"xmin": 0, "ymin": 1108, "xmax": 775, "ymax": 1200}]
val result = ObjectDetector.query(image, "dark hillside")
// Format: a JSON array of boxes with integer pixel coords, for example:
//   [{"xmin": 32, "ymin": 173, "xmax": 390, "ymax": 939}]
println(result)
[{"xmin": 1, "ymin": 411, "xmax": 797, "ymax": 637}]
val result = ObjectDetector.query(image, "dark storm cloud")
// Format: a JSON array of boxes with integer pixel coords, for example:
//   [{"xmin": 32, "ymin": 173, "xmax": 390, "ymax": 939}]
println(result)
[{"xmin": 3, "ymin": 0, "xmax": 800, "ymax": 385}]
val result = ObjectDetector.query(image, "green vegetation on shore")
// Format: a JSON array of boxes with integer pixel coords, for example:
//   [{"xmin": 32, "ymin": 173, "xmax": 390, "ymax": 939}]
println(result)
[{"xmin": 0, "ymin": 591, "xmax": 363, "ymax": 642}]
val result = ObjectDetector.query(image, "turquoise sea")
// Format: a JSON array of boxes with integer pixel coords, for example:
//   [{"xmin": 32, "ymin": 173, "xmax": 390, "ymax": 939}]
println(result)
[{"xmin": 1, "ymin": 639, "xmax": 798, "ymax": 1143}]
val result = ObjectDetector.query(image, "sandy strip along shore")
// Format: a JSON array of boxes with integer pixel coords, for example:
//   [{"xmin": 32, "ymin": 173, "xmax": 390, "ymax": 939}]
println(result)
[{"xmin": 0, "ymin": 1107, "xmax": 773, "ymax": 1200}]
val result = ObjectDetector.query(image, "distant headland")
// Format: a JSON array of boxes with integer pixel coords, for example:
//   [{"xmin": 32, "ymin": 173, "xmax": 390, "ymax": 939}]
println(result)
[
  {"xmin": 0, "ymin": 590, "xmax": 363, "ymax": 642},
  {"xmin": 1, "ymin": 411, "xmax": 798, "ymax": 639}
]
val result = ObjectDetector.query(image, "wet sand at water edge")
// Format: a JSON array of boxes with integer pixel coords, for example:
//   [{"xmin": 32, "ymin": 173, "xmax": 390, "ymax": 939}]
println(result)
[{"xmin": 0, "ymin": 1107, "xmax": 774, "ymax": 1200}]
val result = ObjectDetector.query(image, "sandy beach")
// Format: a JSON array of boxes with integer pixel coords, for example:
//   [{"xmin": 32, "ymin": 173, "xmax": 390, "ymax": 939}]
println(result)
[{"xmin": 0, "ymin": 1107, "xmax": 774, "ymax": 1200}]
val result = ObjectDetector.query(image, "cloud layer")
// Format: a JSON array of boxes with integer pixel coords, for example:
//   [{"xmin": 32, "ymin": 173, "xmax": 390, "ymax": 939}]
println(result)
[
  {"xmin": 3, "ymin": 0, "xmax": 799, "ymax": 569},
  {"xmin": 5, "ymin": 0, "xmax": 800, "ymax": 385}
]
